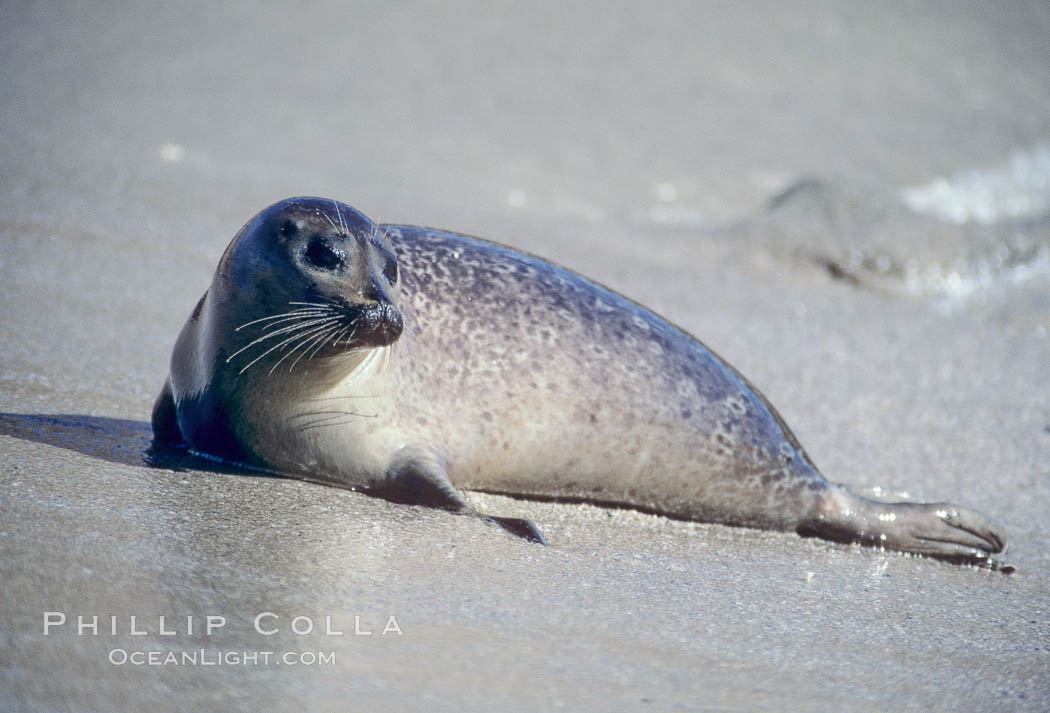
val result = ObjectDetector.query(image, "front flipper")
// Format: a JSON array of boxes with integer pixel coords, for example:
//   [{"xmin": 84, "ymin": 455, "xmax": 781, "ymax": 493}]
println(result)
[
  {"xmin": 150, "ymin": 379, "xmax": 184, "ymax": 446},
  {"xmin": 798, "ymin": 486, "xmax": 1010, "ymax": 570},
  {"xmin": 374, "ymin": 446, "xmax": 547, "ymax": 544}
]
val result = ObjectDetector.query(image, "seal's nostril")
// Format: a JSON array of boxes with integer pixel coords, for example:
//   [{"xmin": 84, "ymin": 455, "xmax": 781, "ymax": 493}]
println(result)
[{"xmin": 360, "ymin": 304, "xmax": 402, "ymax": 345}]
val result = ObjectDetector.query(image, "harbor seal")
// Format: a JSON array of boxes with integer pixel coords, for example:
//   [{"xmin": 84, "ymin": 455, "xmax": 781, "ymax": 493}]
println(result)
[{"xmin": 152, "ymin": 197, "xmax": 1007, "ymax": 566}]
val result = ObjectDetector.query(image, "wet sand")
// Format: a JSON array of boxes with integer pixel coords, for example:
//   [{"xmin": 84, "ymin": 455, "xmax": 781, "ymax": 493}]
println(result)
[{"xmin": 2, "ymin": 2, "xmax": 1049, "ymax": 711}]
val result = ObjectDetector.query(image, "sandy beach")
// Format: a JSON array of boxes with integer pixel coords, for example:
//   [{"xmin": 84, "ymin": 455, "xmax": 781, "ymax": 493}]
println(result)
[{"xmin": 2, "ymin": 2, "xmax": 1049, "ymax": 710}]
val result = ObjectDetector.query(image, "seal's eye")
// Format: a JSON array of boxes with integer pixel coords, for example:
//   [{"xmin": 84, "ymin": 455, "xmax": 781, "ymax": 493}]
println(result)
[
  {"xmin": 304, "ymin": 239, "xmax": 345, "ymax": 270},
  {"xmin": 383, "ymin": 258, "xmax": 398, "ymax": 284}
]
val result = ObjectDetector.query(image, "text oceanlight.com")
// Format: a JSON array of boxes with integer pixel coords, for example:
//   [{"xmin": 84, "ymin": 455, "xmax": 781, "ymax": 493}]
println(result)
[{"xmin": 108, "ymin": 649, "xmax": 337, "ymax": 667}]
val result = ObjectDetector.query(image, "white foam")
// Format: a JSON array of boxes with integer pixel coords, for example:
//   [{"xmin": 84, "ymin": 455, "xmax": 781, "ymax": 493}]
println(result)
[
  {"xmin": 158, "ymin": 143, "xmax": 186, "ymax": 162},
  {"xmin": 901, "ymin": 142, "xmax": 1050, "ymax": 224},
  {"xmin": 506, "ymin": 188, "xmax": 526, "ymax": 208},
  {"xmin": 655, "ymin": 181, "xmax": 678, "ymax": 202}
]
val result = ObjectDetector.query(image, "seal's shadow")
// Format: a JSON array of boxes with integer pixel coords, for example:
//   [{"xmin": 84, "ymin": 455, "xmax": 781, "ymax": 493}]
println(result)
[{"xmin": 0, "ymin": 412, "xmax": 247, "ymax": 476}]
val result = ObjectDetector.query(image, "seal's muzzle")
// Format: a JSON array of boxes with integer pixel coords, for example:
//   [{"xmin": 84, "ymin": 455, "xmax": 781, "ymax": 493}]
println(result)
[{"xmin": 353, "ymin": 302, "xmax": 403, "ymax": 346}]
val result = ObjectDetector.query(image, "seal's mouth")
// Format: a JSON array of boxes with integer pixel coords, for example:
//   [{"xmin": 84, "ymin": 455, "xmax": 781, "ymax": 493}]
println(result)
[{"xmin": 348, "ymin": 302, "xmax": 403, "ymax": 347}]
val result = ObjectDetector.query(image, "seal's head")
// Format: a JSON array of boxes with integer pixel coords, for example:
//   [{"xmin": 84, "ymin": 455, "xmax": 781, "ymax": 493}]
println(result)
[
  {"xmin": 153, "ymin": 197, "xmax": 403, "ymax": 462},
  {"xmin": 216, "ymin": 197, "xmax": 403, "ymax": 376}
]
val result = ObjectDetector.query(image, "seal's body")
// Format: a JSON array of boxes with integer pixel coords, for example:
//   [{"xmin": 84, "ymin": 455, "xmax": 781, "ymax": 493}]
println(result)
[{"xmin": 153, "ymin": 197, "xmax": 1006, "ymax": 565}]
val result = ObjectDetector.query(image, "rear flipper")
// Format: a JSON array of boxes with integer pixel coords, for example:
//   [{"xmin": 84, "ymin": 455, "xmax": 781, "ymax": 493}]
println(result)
[
  {"xmin": 375, "ymin": 446, "xmax": 546, "ymax": 544},
  {"xmin": 485, "ymin": 516, "xmax": 547, "ymax": 544},
  {"xmin": 798, "ymin": 486, "xmax": 1009, "ymax": 570}
]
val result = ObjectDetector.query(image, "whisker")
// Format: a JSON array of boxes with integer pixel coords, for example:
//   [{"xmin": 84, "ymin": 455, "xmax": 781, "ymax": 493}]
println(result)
[
  {"xmin": 333, "ymin": 199, "xmax": 347, "ymax": 235},
  {"xmin": 317, "ymin": 209, "xmax": 339, "ymax": 232},
  {"xmin": 226, "ymin": 316, "xmax": 340, "ymax": 362},
  {"xmin": 305, "ymin": 325, "xmax": 341, "ymax": 361},
  {"xmin": 287, "ymin": 325, "xmax": 341, "ymax": 372},
  {"xmin": 237, "ymin": 321, "xmax": 340, "ymax": 374},
  {"xmin": 268, "ymin": 322, "xmax": 343, "ymax": 375},
  {"xmin": 260, "ymin": 317, "xmax": 339, "ymax": 339},
  {"xmin": 250, "ymin": 312, "xmax": 335, "ymax": 334},
  {"xmin": 329, "ymin": 324, "xmax": 351, "ymax": 348},
  {"xmin": 292, "ymin": 412, "xmax": 379, "ymax": 431},
  {"xmin": 309, "ymin": 296, "xmax": 344, "ymax": 309},
  {"xmin": 235, "ymin": 307, "xmax": 331, "ymax": 331},
  {"xmin": 290, "ymin": 409, "xmax": 375, "ymax": 420},
  {"xmin": 343, "ymin": 326, "xmax": 358, "ymax": 353}
]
